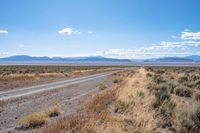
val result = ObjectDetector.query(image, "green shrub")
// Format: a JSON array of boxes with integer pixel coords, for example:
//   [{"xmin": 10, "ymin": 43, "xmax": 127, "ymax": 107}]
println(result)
[
  {"xmin": 152, "ymin": 74, "xmax": 166, "ymax": 84},
  {"xmin": 146, "ymin": 72, "xmax": 152, "ymax": 77},
  {"xmin": 193, "ymin": 93, "xmax": 200, "ymax": 101},
  {"xmin": 113, "ymin": 78, "xmax": 123, "ymax": 83},
  {"xmin": 175, "ymin": 102, "xmax": 200, "ymax": 132},
  {"xmin": 137, "ymin": 91, "xmax": 145, "ymax": 98},
  {"xmin": 174, "ymin": 86, "xmax": 192, "ymax": 97},
  {"xmin": 152, "ymin": 84, "xmax": 171, "ymax": 108},
  {"xmin": 158, "ymin": 101, "xmax": 176, "ymax": 117},
  {"xmin": 98, "ymin": 83, "xmax": 107, "ymax": 90},
  {"xmin": 195, "ymin": 80, "xmax": 200, "ymax": 85},
  {"xmin": 114, "ymin": 100, "xmax": 133, "ymax": 113},
  {"xmin": 178, "ymin": 74, "xmax": 189, "ymax": 83}
]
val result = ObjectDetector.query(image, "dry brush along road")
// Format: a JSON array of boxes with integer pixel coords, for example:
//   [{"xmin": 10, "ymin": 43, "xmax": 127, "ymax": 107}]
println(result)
[{"xmin": 0, "ymin": 69, "xmax": 123, "ymax": 132}]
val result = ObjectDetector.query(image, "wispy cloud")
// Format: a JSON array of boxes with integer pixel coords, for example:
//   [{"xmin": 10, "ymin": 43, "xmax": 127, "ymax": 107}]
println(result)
[
  {"xmin": 181, "ymin": 31, "xmax": 200, "ymax": 40},
  {"xmin": 0, "ymin": 29, "xmax": 8, "ymax": 34},
  {"xmin": 98, "ymin": 30, "xmax": 200, "ymax": 58},
  {"xmin": 0, "ymin": 52, "xmax": 9, "ymax": 57},
  {"xmin": 58, "ymin": 27, "xmax": 81, "ymax": 35}
]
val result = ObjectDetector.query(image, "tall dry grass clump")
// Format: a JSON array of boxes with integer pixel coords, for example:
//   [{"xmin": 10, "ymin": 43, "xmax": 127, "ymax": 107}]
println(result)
[
  {"xmin": 18, "ymin": 112, "xmax": 48, "ymax": 130},
  {"xmin": 18, "ymin": 103, "xmax": 62, "ymax": 130}
]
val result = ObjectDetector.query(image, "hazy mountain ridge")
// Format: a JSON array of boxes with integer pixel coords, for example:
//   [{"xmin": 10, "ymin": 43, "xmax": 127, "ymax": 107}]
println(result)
[
  {"xmin": 145, "ymin": 55, "xmax": 200, "ymax": 62},
  {"xmin": 1, "ymin": 55, "xmax": 200, "ymax": 62},
  {"xmin": 0, "ymin": 55, "xmax": 131, "ymax": 62}
]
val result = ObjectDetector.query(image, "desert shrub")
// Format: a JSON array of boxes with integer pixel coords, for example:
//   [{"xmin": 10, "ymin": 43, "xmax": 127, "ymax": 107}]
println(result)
[
  {"xmin": 195, "ymin": 80, "xmax": 200, "ymax": 85},
  {"xmin": 184, "ymin": 81, "xmax": 196, "ymax": 88},
  {"xmin": 46, "ymin": 103, "xmax": 62, "ymax": 117},
  {"xmin": 152, "ymin": 83, "xmax": 171, "ymax": 93},
  {"xmin": 114, "ymin": 100, "xmax": 132, "ymax": 113},
  {"xmin": 19, "ymin": 112, "xmax": 48, "ymax": 129},
  {"xmin": 98, "ymin": 83, "xmax": 107, "ymax": 90},
  {"xmin": 193, "ymin": 92, "xmax": 200, "ymax": 101},
  {"xmin": 152, "ymin": 74, "xmax": 166, "ymax": 84},
  {"xmin": 158, "ymin": 101, "xmax": 176, "ymax": 117},
  {"xmin": 174, "ymin": 86, "xmax": 192, "ymax": 97},
  {"xmin": 191, "ymin": 74, "xmax": 200, "ymax": 81},
  {"xmin": 178, "ymin": 74, "xmax": 189, "ymax": 83},
  {"xmin": 113, "ymin": 78, "xmax": 123, "ymax": 83},
  {"xmin": 155, "ymin": 69, "xmax": 165, "ymax": 74},
  {"xmin": 146, "ymin": 72, "xmax": 152, "ymax": 77},
  {"xmin": 152, "ymin": 85, "xmax": 171, "ymax": 108},
  {"xmin": 137, "ymin": 91, "xmax": 145, "ymax": 98},
  {"xmin": 175, "ymin": 102, "xmax": 200, "ymax": 132}
]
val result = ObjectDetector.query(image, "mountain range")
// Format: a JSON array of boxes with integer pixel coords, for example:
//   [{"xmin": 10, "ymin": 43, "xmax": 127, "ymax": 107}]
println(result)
[
  {"xmin": 144, "ymin": 55, "xmax": 200, "ymax": 62},
  {"xmin": 0, "ymin": 55, "xmax": 200, "ymax": 62},
  {"xmin": 0, "ymin": 55, "xmax": 131, "ymax": 62}
]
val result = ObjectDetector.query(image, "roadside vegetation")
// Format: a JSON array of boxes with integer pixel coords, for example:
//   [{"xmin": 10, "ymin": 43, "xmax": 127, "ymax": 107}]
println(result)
[
  {"xmin": 0, "ymin": 65, "xmax": 115, "ymax": 91},
  {"xmin": 15, "ymin": 67, "xmax": 200, "ymax": 132},
  {"xmin": 98, "ymin": 82, "xmax": 107, "ymax": 90},
  {"xmin": 146, "ymin": 67, "xmax": 200, "ymax": 132},
  {"xmin": 0, "ymin": 66, "xmax": 111, "ymax": 75},
  {"xmin": 18, "ymin": 103, "xmax": 62, "ymax": 130}
]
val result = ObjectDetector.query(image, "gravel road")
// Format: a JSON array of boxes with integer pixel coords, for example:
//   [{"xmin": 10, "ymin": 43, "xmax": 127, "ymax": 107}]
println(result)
[{"xmin": 0, "ymin": 70, "xmax": 119, "ymax": 132}]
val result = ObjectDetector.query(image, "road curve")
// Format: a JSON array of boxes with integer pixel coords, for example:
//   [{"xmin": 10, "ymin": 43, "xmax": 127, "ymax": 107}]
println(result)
[{"xmin": 0, "ymin": 71, "xmax": 117, "ymax": 100}]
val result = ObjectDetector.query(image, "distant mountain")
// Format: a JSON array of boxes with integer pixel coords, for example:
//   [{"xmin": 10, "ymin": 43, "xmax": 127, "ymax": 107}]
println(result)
[
  {"xmin": 1, "ymin": 55, "xmax": 200, "ymax": 63},
  {"xmin": 155, "ymin": 57, "xmax": 194, "ymax": 62},
  {"xmin": 185, "ymin": 55, "xmax": 200, "ymax": 61},
  {"xmin": 0, "ymin": 55, "xmax": 131, "ymax": 62},
  {"xmin": 145, "ymin": 55, "xmax": 200, "ymax": 62}
]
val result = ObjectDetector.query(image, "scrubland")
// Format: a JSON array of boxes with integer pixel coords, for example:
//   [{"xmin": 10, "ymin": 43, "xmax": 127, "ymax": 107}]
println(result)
[
  {"xmin": 6, "ymin": 66, "xmax": 200, "ymax": 133},
  {"xmin": 0, "ymin": 66, "xmax": 113, "ymax": 91},
  {"xmin": 33, "ymin": 67, "xmax": 200, "ymax": 133}
]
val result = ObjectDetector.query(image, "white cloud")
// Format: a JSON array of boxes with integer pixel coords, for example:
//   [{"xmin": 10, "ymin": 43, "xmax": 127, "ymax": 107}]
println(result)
[
  {"xmin": 97, "ymin": 30, "xmax": 200, "ymax": 58},
  {"xmin": 0, "ymin": 52, "xmax": 9, "ymax": 57},
  {"xmin": 87, "ymin": 31, "xmax": 93, "ymax": 34},
  {"xmin": 181, "ymin": 31, "xmax": 200, "ymax": 40},
  {"xmin": 0, "ymin": 29, "xmax": 8, "ymax": 34},
  {"xmin": 99, "ymin": 40, "xmax": 200, "ymax": 59},
  {"xmin": 58, "ymin": 28, "xmax": 81, "ymax": 35}
]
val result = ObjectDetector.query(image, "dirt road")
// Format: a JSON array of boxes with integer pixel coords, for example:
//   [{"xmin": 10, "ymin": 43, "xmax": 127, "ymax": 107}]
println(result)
[
  {"xmin": 0, "ymin": 71, "xmax": 116, "ymax": 100},
  {"xmin": 0, "ymin": 70, "xmax": 119, "ymax": 132}
]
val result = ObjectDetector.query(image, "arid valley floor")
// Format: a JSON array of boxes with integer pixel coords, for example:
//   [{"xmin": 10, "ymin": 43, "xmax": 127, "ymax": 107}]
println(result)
[{"xmin": 1, "ymin": 66, "xmax": 200, "ymax": 133}]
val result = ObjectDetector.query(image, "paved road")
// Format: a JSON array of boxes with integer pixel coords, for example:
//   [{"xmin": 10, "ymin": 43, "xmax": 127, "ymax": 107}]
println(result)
[{"xmin": 0, "ymin": 71, "xmax": 116, "ymax": 100}]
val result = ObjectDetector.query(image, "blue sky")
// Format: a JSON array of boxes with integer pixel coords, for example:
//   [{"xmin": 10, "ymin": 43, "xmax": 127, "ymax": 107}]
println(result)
[{"xmin": 1, "ymin": 0, "xmax": 200, "ymax": 59}]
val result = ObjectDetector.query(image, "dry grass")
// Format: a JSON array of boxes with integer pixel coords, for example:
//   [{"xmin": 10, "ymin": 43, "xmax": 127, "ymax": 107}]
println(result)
[
  {"xmin": 145, "ymin": 67, "xmax": 200, "ymax": 132},
  {"xmin": 46, "ymin": 103, "xmax": 62, "ymax": 117},
  {"xmin": 41, "ymin": 68, "xmax": 161, "ymax": 133},
  {"xmin": 42, "ymin": 88, "xmax": 118, "ymax": 133},
  {"xmin": 193, "ymin": 92, "xmax": 200, "ymax": 101},
  {"xmin": 175, "ymin": 102, "xmax": 200, "ymax": 132},
  {"xmin": 98, "ymin": 82, "xmax": 107, "ymax": 90},
  {"xmin": 40, "ymin": 67, "xmax": 200, "ymax": 132},
  {"xmin": 18, "ymin": 103, "xmax": 62, "ymax": 130},
  {"xmin": 18, "ymin": 112, "xmax": 48, "ymax": 129}
]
